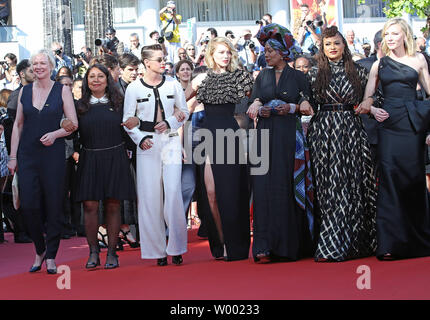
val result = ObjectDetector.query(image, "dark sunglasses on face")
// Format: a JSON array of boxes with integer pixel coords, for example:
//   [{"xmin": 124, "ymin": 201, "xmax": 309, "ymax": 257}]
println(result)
[{"xmin": 149, "ymin": 57, "xmax": 167, "ymax": 63}]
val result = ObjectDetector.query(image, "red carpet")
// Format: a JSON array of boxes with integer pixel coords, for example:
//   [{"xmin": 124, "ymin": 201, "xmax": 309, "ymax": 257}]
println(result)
[{"xmin": 1, "ymin": 229, "xmax": 430, "ymax": 300}]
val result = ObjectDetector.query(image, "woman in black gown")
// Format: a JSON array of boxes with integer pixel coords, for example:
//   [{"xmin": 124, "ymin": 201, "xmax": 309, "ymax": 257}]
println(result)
[
  {"xmin": 186, "ymin": 37, "xmax": 253, "ymax": 261},
  {"xmin": 306, "ymin": 27, "xmax": 378, "ymax": 262},
  {"xmin": 247, "ymin": 24, "xmax": 314, "ymax": 262},
  {"xmin": 360, "ymin": 18, "xmax": 430, "ymax": 260},
  {"xmin": 75, "ymin": 64, "xmax": 136, "ymax": 269}
]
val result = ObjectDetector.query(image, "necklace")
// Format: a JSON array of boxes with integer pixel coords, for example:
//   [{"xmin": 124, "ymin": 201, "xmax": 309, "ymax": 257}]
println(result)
[{"xmin": 275, "ymin": 69, "xmax": 283, "ymax": 73}]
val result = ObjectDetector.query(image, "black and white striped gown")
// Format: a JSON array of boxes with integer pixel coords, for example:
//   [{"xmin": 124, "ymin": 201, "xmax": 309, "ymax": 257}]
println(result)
[{"xmin": 306, "ymin": 60, "xmax": 377, "ymax": 261}]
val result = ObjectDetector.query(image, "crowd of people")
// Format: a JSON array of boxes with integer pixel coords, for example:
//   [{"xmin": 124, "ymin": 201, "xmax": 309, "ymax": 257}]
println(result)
[{"xmin": 1, "ymin": 3, "xmax": 430, "ymax": 274}]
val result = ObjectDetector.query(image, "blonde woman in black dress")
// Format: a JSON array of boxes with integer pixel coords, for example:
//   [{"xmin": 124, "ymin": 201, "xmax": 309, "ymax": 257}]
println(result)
[{"xmin": 186, "ymin": 37, "xmax": 253, "ymax": 261}]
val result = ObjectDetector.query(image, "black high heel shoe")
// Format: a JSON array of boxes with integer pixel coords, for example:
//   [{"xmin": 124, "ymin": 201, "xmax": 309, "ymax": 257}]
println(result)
[
  {"xmin": 157, "ymin": 257, "xmax": 168, "ymax": 266},
  {"xmin": 172, "ymin": 255, "xmax": 183, "ymax": 265},
  {"xmin": 253, "ymin": 251, "xmax": 271, "ymax": 263},
  {"xmin": 119, "ymin": 229, "xmax": 140, "ymax": 248},
  {"xmin": 104, "ymin": 251, "xmax": 119, "ymax": 269},
  {"xmin": 86, "ymin": 246, "xmax": 101, "ymax": 269},
  {"xmin": 46, "ymin": 259, "xmax": 57, "ymax": 274},
  {"xmin": 29, "ymin": 253, "xmax": 46, "ymax": 273}
]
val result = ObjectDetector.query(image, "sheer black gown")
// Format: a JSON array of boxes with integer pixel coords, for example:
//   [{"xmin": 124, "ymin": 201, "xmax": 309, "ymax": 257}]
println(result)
[{"xmin": 376, "ymin": 56, "xmax": 430, "ymax": 259}]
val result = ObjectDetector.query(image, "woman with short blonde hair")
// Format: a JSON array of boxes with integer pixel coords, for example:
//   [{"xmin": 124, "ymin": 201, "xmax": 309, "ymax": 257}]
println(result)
[
  {"xmin": 8, "ymin": 50, "xmax": 78, "ymax": 274},
  {"xmin": 204, "ymin": 37, "xmax": 239, "ymax": 73},
  {"xmin": 185, "ymin": 36, "xmax": 253, "ymax": 261}
]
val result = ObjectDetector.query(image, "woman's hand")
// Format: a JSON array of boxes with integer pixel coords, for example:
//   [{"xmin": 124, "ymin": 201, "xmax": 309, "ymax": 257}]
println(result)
[
  {"xmin": 173, "ymin": 108, "xmax": 186, "ymax": 122},
  {"xmin": 154, "ymin": 121, "xmax": 168, "ymax": 133},
  {"xmin": 121, "ymin": 117, "xmax": 140, "ymax": 130},
  {"xmin": 370, "ymin": 106, "xmax": 389, "ymax": 122},
  {"xmin": 7, "ymin": 159, "xmax": 17, "ymax": 175},
  {"xmin": 299, "ymin": 101, "xmax": 314, "ymax": 116},
  {"xmin": 40, "ymin": 132, "xmax": 58, "ymax": 146},
  {"xmin": 61, "ymin": 119, "xmax": 77, "ymax": 132},
  {"xmin": 72, "ymin": 152, "xmax": 79, "ymax": 164},
  {"xmin": 246, "ymin": 101, "xmax": 261, "ymax": 119},
  {"xmin": 0, "ymin": 124, "xmax": 3, "ymax": 135},
  {"xmin": 140, "ymin": 138, "xmax": 153, "ymax": 150},
  {"xmin": 355, "ymin": 97, "xmax": 373, "ymax": 115},
  {"xmin": 259, "ymin": 106, "xmax": 272, "ymax": 118},
  {"xmin": 426, "ymin": 135, "xmax": 430, "ymax": 146},
  {"xmin": 275, "ymin": 104, "xmax": 291, "ymax": 116}
]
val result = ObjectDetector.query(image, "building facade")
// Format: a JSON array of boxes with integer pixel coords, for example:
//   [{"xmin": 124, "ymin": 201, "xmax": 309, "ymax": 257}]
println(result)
[{"xmin": 2, "ymin": 0, "xmax": 428, "ymax": 60}]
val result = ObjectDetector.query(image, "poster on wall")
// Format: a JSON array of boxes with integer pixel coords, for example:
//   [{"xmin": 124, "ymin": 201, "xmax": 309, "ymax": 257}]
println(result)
[{"xmin": 290, "ymin": 0, "xmax": 339, "ymax": 38}]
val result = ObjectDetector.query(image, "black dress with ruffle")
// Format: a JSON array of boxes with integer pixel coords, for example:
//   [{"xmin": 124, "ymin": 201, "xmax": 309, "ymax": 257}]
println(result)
[{"xmin": 196, "ymin": 69, "xmax": 253, "ymax": 261}]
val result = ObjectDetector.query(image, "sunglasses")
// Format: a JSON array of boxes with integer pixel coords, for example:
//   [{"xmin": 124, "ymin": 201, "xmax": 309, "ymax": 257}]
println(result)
[{"xmin": 148, "ymin": 57, "xmax": 167, "ymax": 63}]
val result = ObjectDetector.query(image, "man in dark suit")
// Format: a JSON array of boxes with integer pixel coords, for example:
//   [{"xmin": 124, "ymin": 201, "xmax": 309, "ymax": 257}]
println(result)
[{"xmin": 356, "ymin": 30, "xmax": 384, "ymax": 168}]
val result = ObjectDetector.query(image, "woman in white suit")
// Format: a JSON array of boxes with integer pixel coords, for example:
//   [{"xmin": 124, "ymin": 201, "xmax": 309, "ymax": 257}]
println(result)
[{"xmin": 123, "ymin": 44, "xmax": 189, "ymax": 266}]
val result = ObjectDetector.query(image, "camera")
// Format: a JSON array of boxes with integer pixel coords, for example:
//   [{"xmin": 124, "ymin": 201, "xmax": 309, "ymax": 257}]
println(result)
[
  {"xmin": 244, "ymin": 40, "xmax": 255, "ymax": 50},
  {"xmin": 95, "ymin": 38, "xmax": 114, "ymax": 51},
  {"xmin": 0, "ymin": 61, "xmax": 9, "ymax": 71},
  {"xmin": 314, "ymin": 20, "xmax": 324, "ymax": 27},
  {"xmin": 72, "ymin": 52, "xmax": 86, "ymax": 60},
  {"xmin": 158, "ymin": 37, "xmax": 165, "ymax": 44},
  {"xmin": 308, "ymin": 44, "xmax": 319, "ymax": 56},
  {"xmin": 201, "ymin": 36, "xmax": 210, "ymax": 45},
  {"xmin": 256, "ymin": 19, "xmax": 268, "ymax": 26},
  {"xmin": 55, "ymin": 49, "xmax": 62, "ymax": 56},
  {"xmin": 0, "ymin": 108, "xmax": 11, "ymax": 126}
]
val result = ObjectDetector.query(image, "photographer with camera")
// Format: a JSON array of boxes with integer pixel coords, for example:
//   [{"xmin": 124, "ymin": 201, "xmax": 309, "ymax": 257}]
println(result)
[
  {"xmin": 297, "ymin": 14, "xmax": 323, "ymax": 55},
  {"xmin": 51, "ymin": 42, "xmax": 73, "ymax": 80},
  {"xmin": 159, "ymin": 1, "xmax": 182, "ymax": 63},
  {"xmin": 195, "ymin": 28, "xmax": 217, "ymax": 48},
  {"xmin": 0, "ymin": 53, "xmax": 18, "ymax": 90},
  {"xmin": 73, "ymin": 46, "xmax": 92, "ymax": 79},
  {"xmin": 255, "ymin": 13, "xmax": 272, "ymax": 29},
  {"xmin": 149, "ymin": 30, "xmax": 168, "ymax": 57},
  {"xmin": 235, "ymin": 29, "xmax": 258, "ymax": 73}
]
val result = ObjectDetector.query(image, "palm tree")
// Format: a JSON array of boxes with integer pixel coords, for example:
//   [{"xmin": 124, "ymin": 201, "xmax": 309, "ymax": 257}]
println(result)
[
  {"xmin": 85, "ymin": 0, "xmax": 113, "ymax": 54},
  {"xmin": 43, "ymin": 0, "xmax": 73, "ymax": 55}
]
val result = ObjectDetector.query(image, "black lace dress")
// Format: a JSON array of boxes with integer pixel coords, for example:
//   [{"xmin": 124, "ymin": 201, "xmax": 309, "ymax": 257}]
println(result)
[
  {"xmin": 196, "ymin": 68, "xmax": 253, "ymax": 261},
  {"xmin": 306, "ymin": 60, "xmax": 377, "ymax": 261}
]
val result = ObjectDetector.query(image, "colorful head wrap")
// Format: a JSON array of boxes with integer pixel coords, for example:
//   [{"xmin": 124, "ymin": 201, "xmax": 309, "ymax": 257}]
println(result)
[{"xmin": 256, "ymin": 23, "xmax": 302, "ymax": 62}]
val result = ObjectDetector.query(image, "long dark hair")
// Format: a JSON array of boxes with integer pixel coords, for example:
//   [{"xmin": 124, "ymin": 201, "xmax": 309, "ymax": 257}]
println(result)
[
  {"xmin": 313, "ymin": 26, "xmax": 363, "ymax": 102},
  {"xmin": 77, "ymin": 64, "xmax": 123, "ymax": 115}
]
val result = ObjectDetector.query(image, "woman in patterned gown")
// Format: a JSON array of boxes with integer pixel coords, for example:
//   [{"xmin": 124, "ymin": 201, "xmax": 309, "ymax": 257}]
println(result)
[{"xmin": 306, "ymin": 26, "xmax": 378, "ymax": 262}]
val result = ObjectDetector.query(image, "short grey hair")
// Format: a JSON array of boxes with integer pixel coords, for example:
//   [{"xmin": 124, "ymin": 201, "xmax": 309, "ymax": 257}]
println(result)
[
  {"xmin": 130, "ymin": 33, "xmax": 139, "ymax": 39},
  {"xmin": 30, "ymin": 49, "xmax": 56, "ymax": 70}
]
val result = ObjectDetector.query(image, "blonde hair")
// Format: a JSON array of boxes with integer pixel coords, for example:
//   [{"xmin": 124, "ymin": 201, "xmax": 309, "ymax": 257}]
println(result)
[
  {"xmin": 30, "ymin": 49, "xmax": 56, "ymax": 70},
  {"xmin": 205, "ymin": 37, "xmax": 239, "ymax": 72},
  {"xmin": 382, "ymin": 18, "xmax": 416, "ymax": 56}
]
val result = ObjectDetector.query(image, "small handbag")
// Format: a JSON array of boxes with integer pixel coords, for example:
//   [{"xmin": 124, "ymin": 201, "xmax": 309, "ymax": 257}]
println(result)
[
  {"xmin": 12, "ymin": 172, "xmax": 19, "ymax": 210},
  {"xmin": 161, "ymin": 18, "xmax": 175, "ymax": 41}
]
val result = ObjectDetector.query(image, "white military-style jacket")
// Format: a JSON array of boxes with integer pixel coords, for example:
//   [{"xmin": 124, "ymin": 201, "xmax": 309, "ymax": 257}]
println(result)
[{"xmin": 123, "ymin": 75, "xmax": 189, "ymax": 149}]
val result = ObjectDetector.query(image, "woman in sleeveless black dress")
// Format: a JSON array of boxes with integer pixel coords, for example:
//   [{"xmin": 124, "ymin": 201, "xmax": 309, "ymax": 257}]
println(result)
[
  {"xmin": 8, "ymin": 50, "xmax": 78, "ymax": 274},
  {"xmin": 360, "ymin": 18, "xmax": 430, "ymax": 260},
  {"xmin": 75, "ymin": 64, "xmax": 136, "ymax": 269},
  {"xmin": 186, "ymin": 37, "xmax": 253, "ymax": 261}
]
